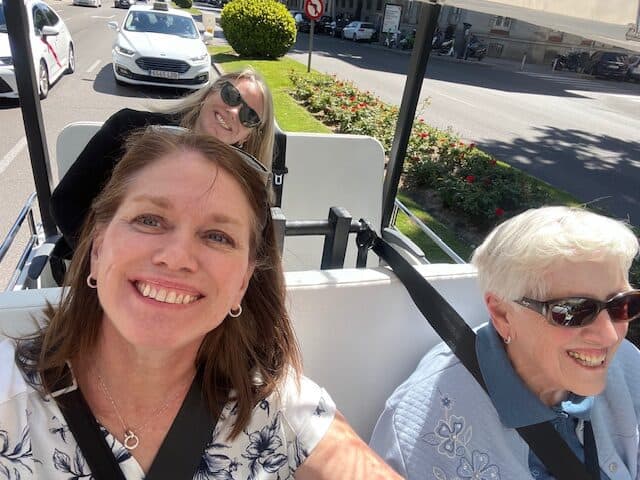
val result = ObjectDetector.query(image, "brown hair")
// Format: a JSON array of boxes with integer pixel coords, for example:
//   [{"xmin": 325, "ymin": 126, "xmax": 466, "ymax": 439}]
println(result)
[
  {"xmin": 17, "ymin": 128, "xmax": 300, "ymax": 439},
  {"xmin": 166, "ymin": 68, "xmax": 275, "ymax": 170}
]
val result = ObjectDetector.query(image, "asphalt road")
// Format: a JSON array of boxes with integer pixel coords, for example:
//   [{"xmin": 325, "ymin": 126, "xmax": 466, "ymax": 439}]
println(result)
[
  {"xmin": 0, "ymin": 1, "xmax": 197, "ymax": 288},
  {"xmin": 290, "ymin": 33, "xmax": 640, "ymax": 225}
]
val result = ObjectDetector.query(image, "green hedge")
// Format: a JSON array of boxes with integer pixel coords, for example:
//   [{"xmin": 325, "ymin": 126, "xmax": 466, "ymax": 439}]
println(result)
[{"xmin": 220, "ymin": 0, "xmax": 296, "ymax": 58}]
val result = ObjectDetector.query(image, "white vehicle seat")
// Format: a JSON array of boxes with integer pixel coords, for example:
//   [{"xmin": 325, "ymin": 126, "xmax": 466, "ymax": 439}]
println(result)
[
  {"xmin": 0, "ymin": 263, "xmax": 484, "ymax": 441},
  {"xmin": 55, "ymin": 122, "xmax": 103, "ymax": 184},
  {"xmin": 55, "ymin": 124, "xmax": 385, "ymax": 271}
]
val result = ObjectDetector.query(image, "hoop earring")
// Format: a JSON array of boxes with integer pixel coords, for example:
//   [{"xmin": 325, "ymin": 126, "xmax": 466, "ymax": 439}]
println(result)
[
  {"xmin": 86, "ymin": 275, "xmax": 97, "ymax": 289},
  {"xmin": 503, "ymin": 335, "xmax": 512, "ymax": 345},
  {"xmin": 229, "ymin": 305, "xmax": 242, "ymax": 318}
]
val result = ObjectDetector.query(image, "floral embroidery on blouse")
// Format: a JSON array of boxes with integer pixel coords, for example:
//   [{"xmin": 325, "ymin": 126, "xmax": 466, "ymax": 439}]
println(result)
[
  {"xmin": 0, "ymin": 425, "xmax": 36, "ymax": 479},
  {"xmin": 422, "ymin": 390, "xmax": 501, "ymax": 480}
]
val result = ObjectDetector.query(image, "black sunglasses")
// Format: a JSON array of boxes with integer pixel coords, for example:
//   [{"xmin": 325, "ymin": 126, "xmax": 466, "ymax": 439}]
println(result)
[
  {"xmin": 515, "ymin": 290, "xmax": 640, "ymax": 328},
  {"xmin": 219, "ymin": 81, "xmax": 262, "ymax": 129}
]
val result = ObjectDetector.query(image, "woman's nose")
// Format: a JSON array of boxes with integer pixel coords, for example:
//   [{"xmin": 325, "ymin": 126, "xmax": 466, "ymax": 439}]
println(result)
[
  {"xmin": 585, "ymin": 308, "xmax": 625, "ymax": 345},
  {"xmin": 151, "ymin": 231, "xmax": 198, "ymax": 272}
]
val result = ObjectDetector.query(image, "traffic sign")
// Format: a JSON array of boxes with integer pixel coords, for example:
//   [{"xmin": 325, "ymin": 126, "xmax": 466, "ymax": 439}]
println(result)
[{"xmin": 304, "ymin": 0, "xmax": 324, "ymax": 21}]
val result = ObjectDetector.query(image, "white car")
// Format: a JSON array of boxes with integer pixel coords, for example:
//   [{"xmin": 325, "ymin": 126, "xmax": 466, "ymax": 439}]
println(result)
[
  {"xmin": 72, "ymin": 0, "xmax": 102, "ymax": 7},
  {"xmin": 0, "ymin": 0, "xmax": 75, "ymax": 99},
  {"xmin": 341, "ymin": 21, "xmax": 376, "ymax": 42},
  {"xmin": 108, "ymin": 2, "xmax": 212, "ymax": 90}
]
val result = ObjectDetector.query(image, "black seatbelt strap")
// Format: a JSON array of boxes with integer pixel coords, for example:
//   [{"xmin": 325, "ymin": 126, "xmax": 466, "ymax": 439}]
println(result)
[
  {"xmin": 272, "ymin": 127, "xmax": 288, "ymax": 207},
  {"xmin": 359, "ymin": 229, "xmax": 597, "ymax": 480},
  {"xmin": 57, "ymin": 388, "xmax": 127, "ymax": 480},
  {"xmin": 583, "ymin": 421, "xmax": 602, "ymax": 480},
  {"xmin": 56, "ymin": 371, "xmax": 215, "ymax": 480}
]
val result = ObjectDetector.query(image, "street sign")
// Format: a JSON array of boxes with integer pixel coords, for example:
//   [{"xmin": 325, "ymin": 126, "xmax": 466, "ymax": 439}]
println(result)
[{"xmin": 304, "ymin": 0, "xmax": 324, "ymax": 21}]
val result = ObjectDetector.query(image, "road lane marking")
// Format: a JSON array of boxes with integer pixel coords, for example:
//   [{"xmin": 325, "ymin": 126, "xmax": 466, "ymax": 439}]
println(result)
[
  {"xmin": 0, "ymin": 137, "xmax": 27, "ymax": 175},
  {"xmin": 433, "ymin": 91, "xmax": 476, "ymax": 107},
  {"xmin": 91, "ymin": 15, "xmax": 115, "ymax": 19},
  {"xmin": 86, "ymin": 60, "xmax": 101, "ymax": 74}
]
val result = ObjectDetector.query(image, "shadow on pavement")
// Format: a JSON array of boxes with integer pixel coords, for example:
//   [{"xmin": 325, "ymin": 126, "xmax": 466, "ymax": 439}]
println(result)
[{"xmin": 480, "ymin": 126, "xmax": 640, "ymax": 221}]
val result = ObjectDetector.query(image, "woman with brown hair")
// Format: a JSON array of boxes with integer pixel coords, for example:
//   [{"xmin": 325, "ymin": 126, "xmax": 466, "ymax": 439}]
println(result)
[
  {"xmin": 3, "ymin": 128, "xmax": 401, "ymax": 479},
  {"xmin": 51, "ymin": 67, "xmax": 275, "ymax": 254}
]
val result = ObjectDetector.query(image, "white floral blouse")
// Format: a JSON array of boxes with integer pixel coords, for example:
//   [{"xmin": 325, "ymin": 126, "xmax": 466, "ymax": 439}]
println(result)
[{"xmin": 0, "ymin": 339, "xmax": 336, "ymax": 479}]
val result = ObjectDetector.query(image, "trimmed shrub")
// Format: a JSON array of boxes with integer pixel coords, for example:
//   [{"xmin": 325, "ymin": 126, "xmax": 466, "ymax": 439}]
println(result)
[
  {"xmin": 173, "ymin": 0, "xmax": 192, "ymax": 8},
  {"xmin": 220, "ymin": 0, "xmax": 296, "ymax": 58}
]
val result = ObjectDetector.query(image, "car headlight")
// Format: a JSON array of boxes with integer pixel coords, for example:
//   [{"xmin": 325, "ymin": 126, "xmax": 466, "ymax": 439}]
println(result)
[
  {"xmin": 114, "ymin": 45, "xmax": 135, "ymax": 57},
  {"xmin": 190, "ymin": 53, "xmax": 209, "ymax": 63},
  {"xmin": 0, "ymin": 57, "xmax": 13, "ymax": 66}
]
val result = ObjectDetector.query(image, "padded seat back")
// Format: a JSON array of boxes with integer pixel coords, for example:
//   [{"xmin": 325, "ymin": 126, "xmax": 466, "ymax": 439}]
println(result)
[{"xmin": 0, "ymin": 264, "xmax": 485, "ymax": 441}]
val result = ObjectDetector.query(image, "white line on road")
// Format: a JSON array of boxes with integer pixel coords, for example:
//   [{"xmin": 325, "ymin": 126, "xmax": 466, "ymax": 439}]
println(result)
[
  {"xmin": 86, "ymin": 60, "xmax": 101, "ymax": 74},
  {"xmin": 91, "ymin": 15, "xmax": 115, "ymax": 19},
  {"xmin": 0, "ymin": 137, "xmax": 27, "ymax": 175},
  {"xmin": 433, "ymin": 91, "xmax": 476, "ymax": 107}
]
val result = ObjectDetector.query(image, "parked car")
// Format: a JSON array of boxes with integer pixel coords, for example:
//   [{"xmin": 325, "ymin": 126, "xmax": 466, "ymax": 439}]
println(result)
[
  {"xmin": 341, "ymin": 21, "xmax": 376, "ymax": 42},
  {"xmin": 627, "ymin": 56, "xmax": 640, "ymax": 82},
  {"xmin": 73, "ymin": 0, "xmax": 102, "ymax": 7},
  {"xmin": 329, "ymin": 18, "xmax": 350, "ymax": 38},
  {"xmin": 114, "ymin": 0, "xmax": 132, "ymax": 8},
  {"xmin": 584, "ymin": 51, "xmax": 629, "ymax": 79},
  {"xmin": 107, "ymin": 2, "xmax": 212, "ymax": 90},
  {"xmin": 316, "ymin": 15, "xmax": 333, "ymax": 34},
  {"xmin": 0, "ymin": 0, "xmax": 75, "ymax": 99},
  {"xmin": 291, "ymin": 11, "xmax": 311, "ymax": 33}
]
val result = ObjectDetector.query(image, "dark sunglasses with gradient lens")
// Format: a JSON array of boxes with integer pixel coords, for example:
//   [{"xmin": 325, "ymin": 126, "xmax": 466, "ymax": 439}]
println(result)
[
  {"xmin": 219, "ymin": 81, "xmax": 262, "ymax": 129},
  {"xmin": 515, "ymin": 290, "xmax": 640, "ymax": 328}
]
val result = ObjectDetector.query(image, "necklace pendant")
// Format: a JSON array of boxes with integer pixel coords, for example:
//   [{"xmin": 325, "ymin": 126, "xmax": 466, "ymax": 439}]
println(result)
[{"xmin": 123, "ymin": 430, "xmax": 139, "ymax": 450}]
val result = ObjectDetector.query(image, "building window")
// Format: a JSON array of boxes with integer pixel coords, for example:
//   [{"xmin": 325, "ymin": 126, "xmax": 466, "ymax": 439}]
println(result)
[{"xmin": 492, "ymin": 16, "xmax": 512, "ymax": 31}]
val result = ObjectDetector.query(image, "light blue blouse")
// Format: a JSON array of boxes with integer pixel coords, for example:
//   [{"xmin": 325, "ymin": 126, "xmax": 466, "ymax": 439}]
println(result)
[{"xmin": 370, "ymin": 322, "xmax": 640, "ymax": 480}]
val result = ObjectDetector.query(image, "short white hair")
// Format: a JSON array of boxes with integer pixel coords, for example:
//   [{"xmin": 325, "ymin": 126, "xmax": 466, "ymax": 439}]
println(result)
[{"xmin": 471, "ymin": 206, "xmax": 639, "ymax": 301}]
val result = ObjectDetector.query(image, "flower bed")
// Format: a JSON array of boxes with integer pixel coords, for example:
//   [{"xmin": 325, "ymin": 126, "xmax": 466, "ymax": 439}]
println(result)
[{"xmin": 288, "ymin": 71, "xmax": 550, "ymax": 229}]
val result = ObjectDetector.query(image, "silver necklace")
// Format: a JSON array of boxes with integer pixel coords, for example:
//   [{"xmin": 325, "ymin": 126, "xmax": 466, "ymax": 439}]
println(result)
[{"xmin": 95, "ymin": 368, "xmax": 193, "ymax": 450}]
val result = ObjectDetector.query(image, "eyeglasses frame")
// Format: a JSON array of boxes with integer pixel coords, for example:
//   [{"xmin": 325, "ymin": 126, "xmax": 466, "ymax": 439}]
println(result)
[
  {"xmin": 515, "ymin": 289, "xmax": 640, "ymax": 328},
  {"xmin": 218, "ymin": 81, "xmax": 262, "ymax": 129}
]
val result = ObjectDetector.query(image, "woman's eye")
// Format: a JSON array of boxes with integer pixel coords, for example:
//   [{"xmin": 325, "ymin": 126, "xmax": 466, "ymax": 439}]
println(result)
[
  {"xmin": 206, "ymin": 231, "xmax": 234, "ymax": 246},
  {"xmin": 133, "ymin": 215, "xmax": 161, "ymax": 228}
]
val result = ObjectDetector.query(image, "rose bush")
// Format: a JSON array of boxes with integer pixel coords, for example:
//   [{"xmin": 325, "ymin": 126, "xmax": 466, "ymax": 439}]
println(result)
[{"xmin": 289, "ymin": 71, "xmax": 550, "ymax": 228}]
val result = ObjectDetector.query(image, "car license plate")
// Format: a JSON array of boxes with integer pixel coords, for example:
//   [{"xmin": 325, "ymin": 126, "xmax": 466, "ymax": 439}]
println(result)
[{"xmin": 149, "ymin": 70, "xmax": 180, "ymax": 79}]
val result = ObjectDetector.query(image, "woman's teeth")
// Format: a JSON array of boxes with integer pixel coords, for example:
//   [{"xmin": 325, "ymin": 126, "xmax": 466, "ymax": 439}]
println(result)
[
  {"xmin": 135, "ymin": 281, "xmax": 199, "ymax": 304},
  {"xmin": 568, "ymin": 351, "xmax": 606, "ymax": 367},
  {"xmin": 215, "ymin": 112, "xmax": 231, "ymax": 130}
]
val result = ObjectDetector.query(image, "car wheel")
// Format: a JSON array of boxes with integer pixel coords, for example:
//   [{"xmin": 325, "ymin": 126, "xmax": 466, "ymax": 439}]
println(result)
[
  {"xmin": 38, "ymin": 61, "xmax": 49, "ymax": 99},
  {"xmin": 66, "ymin": 44, "xmax": 75, "ymax": 74}
]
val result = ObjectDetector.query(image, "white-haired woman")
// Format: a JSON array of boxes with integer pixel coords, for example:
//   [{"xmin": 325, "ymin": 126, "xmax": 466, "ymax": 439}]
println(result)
[
  {"xmin": 51, "ymin": 68, "xmax": 274, "ymax": 254},
  {"xmin": 371, "ymin": 206, "xmax": 640, "ymax": 480}
]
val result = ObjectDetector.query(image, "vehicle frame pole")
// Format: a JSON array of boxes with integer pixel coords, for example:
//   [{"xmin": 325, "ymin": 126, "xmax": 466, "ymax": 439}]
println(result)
[
  {"xmin": 4, "ymin": 1, "xmax": 57, "ymax": 238},
  {"xmin": 381, "ymin": 1, "xmax": 441, "ymax": 230}
]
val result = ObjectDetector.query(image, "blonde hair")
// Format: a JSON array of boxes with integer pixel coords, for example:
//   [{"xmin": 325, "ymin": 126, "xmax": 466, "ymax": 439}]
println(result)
[
  {"xmin": 471, "ymin": 206, "xmax": 639, "ymax": 301},
  {"xmin": 162, "ymin": 68, "xmax": 275, "ymax": 170}
]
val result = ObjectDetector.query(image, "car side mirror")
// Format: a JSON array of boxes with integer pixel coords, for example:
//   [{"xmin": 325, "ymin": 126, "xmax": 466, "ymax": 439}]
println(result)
[
  {"xmin": 107, "ymin": 21, "xmax": 119, "ymax": 31},
  {"xmin": 41, "ymin": 25, "xmax": 60, "ymax": 37}
]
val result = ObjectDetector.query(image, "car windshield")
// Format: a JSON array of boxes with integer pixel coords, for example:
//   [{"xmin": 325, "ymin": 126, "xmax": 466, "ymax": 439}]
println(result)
[
  {"xmin": 0, "ymin": 7, "xmax": 7, "ymax": 33},
  {"xmin": 361, "ymin": 23, "xmax": 374, "ymax": 29},
  {"xmin": 601, "ymin": 52, "xmax": 628, "ymax": 62},
  {"xmin": 124, "ymin": 11, "xmax": 198, "ymax": 38}
]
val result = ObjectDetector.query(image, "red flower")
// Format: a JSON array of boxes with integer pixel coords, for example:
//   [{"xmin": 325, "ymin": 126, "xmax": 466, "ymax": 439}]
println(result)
[
  {"xmin": 419, "ymin": 118, "xmax": 425, "ymax": 123},
  {"xmin": 465, "ymin": 175, "xmax": 476, "ymax": 184},
  {"xmin": 349, "ymin": 95, "xmax": 357, "ymax": 101},
  {"xmin": 495, "ymin": 207, "xmax": 505, "ymax": 216},
  {"xmin": 489, "ymin": 159, "xmax": 497, "ymax": 166},
  {"xmin": 419, "ymin": 132, "xmax": 429, "ymax": 139},
  {"xmin": 469, "ymin": 143, "xmax": 476, "ymax": 149},
  {"xmin": 450, "ymin": 142, "xmax": 456, "ymax": 147}
]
